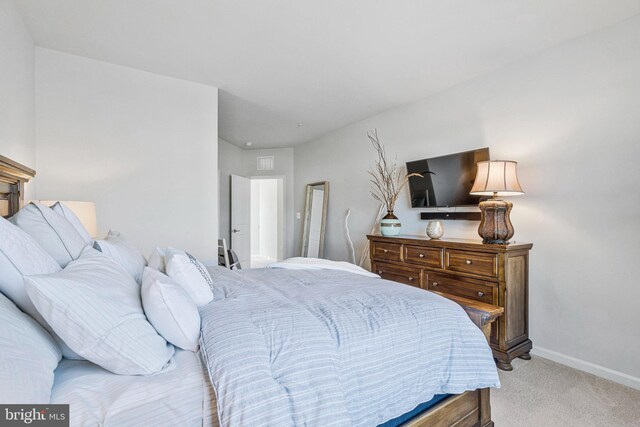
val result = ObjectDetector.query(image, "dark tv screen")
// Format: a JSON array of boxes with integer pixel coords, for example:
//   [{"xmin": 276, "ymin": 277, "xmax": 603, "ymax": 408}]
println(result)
[{"xmin": 406, "ymin": 148, "xmax": 490, "ymax": 208}]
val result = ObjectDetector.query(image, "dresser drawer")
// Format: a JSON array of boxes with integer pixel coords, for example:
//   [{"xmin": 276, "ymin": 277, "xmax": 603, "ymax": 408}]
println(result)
[
  {"xmin": 445, "ymin": 249, "xmax": 498, "ymax": 278},
  {"xmin": 372, "ymin": 241, "xmax": 403, "ymax": 262},
  {"xmin": 373, "ymin": 262, "xmax": 422, "ymax": 288},
  {"xmin": 404, "ymin": 245, "xmax": 443, "ymax": 268},
  {"xmin": 427, "ymin": 273, "xmax": 495, "ymax": 304}
]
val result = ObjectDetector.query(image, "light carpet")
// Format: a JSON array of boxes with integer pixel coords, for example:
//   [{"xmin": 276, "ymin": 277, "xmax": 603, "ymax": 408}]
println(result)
[{"xmin": 492, "ymin": 356, "xmax": 640, "ymax": 426}]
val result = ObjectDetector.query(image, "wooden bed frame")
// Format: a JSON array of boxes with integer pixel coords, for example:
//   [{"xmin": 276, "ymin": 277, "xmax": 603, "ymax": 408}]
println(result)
[
  {"xmin": 0, "ymin": 155, "xmax": 34, "ymax": 218},
  {"xmin": 0, "ymin": 154, "xmax": 501, "ymax": 427},
  {"xmin": 402, "ymin": 294, "xmax": 502, "ymax": 427}
]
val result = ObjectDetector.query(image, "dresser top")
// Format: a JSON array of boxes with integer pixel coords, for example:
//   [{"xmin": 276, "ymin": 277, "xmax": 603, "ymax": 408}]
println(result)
[{"xmin": 367, "ymin": 234, "xmax": 533, "ymax": 251}]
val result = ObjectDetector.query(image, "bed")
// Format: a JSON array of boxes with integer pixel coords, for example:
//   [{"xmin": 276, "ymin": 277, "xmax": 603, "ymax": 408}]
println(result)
[
  {"xmin": 0, "ymin": 155, "xmax": 502, "ymax": 427},
  {"xmin": 50, "ymin": 349, "xmax": 218, "ymax": 426}
]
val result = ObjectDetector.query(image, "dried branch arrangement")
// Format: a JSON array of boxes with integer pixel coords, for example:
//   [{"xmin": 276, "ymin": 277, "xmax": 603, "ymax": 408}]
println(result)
[{"xmin": 367, "ymin": 129, "xmax": 421, "ymax": 213}]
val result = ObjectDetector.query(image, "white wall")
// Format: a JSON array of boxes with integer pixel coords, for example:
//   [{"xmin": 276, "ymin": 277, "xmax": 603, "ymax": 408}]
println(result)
[
  {"xmin": 218, "ymin": 138, "xmax": 244, "ymax": 244},
  {"xmin": 294, "ymin": 17, "xmax": 640, "ymax": 388},
  {"xmin": 0, "ymin": 0, "xmax": 35, "ymax": 198},
  {"xmin": 218, "ymin": 145, "xmax": 295, "ymax": 258},
  {"xmin": 35, "ymin": 48, "xmax": 219, "ymax": 260}
]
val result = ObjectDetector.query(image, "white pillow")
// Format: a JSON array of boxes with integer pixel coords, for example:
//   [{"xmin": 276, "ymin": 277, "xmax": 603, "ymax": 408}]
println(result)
[
  {"xmin": 24, "ymin": 248, "xmax": 175, "ymax": 375},
  {"xmin": 0, "ymin": 292, "xmax": 62, "ymax": 404},
  {"xmin": 148, "ymin": 247, "xmax": 166, "ymax": 273},
  {"xmin": 165, "ymin": 247, "xmax": 214, "ymax": 306},
  {"xmin": 0, "ymin": 216, "xmax": 81, "ymax": 359},
  {"xmin": 10, "ymin": 202, "xmax": 87, "ymax": 267},
  {"xmin": 51, "ymin": 201, "xmax": 93, "ymax": 244},
  {"xmin": 94, "ymin": 230, "xmax": 147, "ymax": 283},
  {"xmin": 141, "ymin": 268, "xmax": 201, "ymax": 351}
]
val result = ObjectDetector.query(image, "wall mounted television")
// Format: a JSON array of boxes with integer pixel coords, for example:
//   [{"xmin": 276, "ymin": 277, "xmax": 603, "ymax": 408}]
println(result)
[{"xmin": 406, "ymin": 148, "xmax": 490, "ymax": 208}]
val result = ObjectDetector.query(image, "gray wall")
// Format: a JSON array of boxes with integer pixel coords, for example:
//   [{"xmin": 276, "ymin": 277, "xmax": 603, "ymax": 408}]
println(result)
[
  {"xmin": 294, "ymin": 17, "xmax": 640, "ymax": 388},
  {"xmin": 0, "ymin": 0, "xmax": 35, "ymax": 198},
  {"xmin": 218, "ymin": 143, "xmax": 296, "ymax": 258}
]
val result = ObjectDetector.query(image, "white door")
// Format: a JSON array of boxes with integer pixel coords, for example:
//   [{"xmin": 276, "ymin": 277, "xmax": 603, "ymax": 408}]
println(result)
[
  {"xmin": 231, "ymin": 174, "xmax": 251, "ymax": 267},
  {"xmin": 307, "ymin": 188, "xmax": 325, "ymax": 258}
]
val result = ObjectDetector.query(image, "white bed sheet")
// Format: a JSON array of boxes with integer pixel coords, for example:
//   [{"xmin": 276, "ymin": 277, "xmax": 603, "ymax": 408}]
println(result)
[
  {"xmin": 51, "ymin": 350, "xmax": 219, "ymax": 427},
  {"xmin": 266, "ymin": 257, "xmax": 380, "ymax": 277}
]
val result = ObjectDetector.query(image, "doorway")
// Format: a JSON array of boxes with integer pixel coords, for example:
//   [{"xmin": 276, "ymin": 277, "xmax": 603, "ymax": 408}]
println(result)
[
  {"xmin": 231, "ymin": 175, "xmax": 284, "ymax": 268},
  {"xmin": 250, "ymin": 177, "xmax": 284, "ymax": 268}
]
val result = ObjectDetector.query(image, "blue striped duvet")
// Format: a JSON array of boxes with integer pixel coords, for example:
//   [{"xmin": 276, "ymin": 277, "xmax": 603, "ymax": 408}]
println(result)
[{"xmin": 200, "ymin": 268, "xmax": 499, "ymax": 427}]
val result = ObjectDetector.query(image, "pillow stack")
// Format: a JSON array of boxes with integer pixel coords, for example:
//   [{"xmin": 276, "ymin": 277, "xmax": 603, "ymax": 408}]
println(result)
[
  {"xmin": 1, "ymin": 202, "xmax": 177, "ymax": 381},
  {"xmin": 24, "ymin": 248, "xmax": 174, "ymax": 375},
  {"xmin": 0, "ymin": 201, "xmax": 216, "ymax": 393},
  {"xmin": 144, "ymin": 247, "xmax": 216, "ymax": 350}
]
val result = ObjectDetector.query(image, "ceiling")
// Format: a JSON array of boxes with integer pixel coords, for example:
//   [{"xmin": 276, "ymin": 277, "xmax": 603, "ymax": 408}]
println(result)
[{"xmin": 16, "ymin": 0, "xmax": 640, "ymax": 149}]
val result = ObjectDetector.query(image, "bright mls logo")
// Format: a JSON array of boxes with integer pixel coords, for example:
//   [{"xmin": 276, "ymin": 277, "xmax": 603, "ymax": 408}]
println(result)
[{"xmin": 0, "ymin": 405, "xmax": 68, "ymax": 426}]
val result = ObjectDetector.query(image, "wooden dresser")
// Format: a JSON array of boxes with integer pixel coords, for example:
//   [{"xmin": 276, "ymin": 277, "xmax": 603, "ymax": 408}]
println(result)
[{"xmin": 367, "ymin": 234, "xmax": 533, "ymax": 371}]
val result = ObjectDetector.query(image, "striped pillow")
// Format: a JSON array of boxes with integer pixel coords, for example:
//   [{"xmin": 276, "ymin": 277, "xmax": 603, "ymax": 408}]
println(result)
[
  {"xmin": 10, "ymin": 202, "xmax": 87, "ymax": 267},
  {"xmin": 0, "ymin": 292, "xmax": 61, "ymax": 403},
  {"xmin": 24, "ymin": 247, "xmax": 174, "ymax": 375},
  {"xmin": 51, "ymin": 202, "xmax": 93, "ymax": 245}
]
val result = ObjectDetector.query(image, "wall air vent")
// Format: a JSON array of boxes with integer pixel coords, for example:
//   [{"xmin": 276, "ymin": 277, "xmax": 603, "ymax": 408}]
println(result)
[{"xmin": 257, "ymin": 156, "xmax": 275, "ymax": 171}]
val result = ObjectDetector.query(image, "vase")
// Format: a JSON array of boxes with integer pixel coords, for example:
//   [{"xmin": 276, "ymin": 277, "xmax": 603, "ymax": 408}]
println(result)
[
  {"xmin": 426, "ymin": 220, "xmax": 444, "ymax": 239},
  {"xmin": 380, "ymin": 211, "xmax": 401, "ymax": 236}
]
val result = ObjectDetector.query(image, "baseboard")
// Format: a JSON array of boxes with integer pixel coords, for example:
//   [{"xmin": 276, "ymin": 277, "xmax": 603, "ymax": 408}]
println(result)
[{"xmin": 531, "ymin": 347, "xmax": 640, "ymax": 390}]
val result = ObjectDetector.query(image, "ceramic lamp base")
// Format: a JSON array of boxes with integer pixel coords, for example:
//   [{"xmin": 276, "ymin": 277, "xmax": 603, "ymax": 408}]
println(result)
[{"xmin": 478, "ymin": 198, "xmax": 514, "ymax": 244}]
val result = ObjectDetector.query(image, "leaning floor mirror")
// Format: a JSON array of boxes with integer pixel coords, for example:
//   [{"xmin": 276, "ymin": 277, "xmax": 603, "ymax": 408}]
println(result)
[{"xmin": 301, "ymin": 181, "xmax": 329, "ymax": 258}]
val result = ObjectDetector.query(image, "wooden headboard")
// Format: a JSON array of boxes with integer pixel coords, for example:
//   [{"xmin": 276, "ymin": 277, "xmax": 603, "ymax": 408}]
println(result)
[{"xmin": 0, "ymin": 155, "xmax": 35, "ymax": 218}]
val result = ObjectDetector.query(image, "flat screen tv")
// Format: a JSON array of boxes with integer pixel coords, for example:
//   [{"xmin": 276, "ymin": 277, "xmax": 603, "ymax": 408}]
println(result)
[{"xmin": 406, "ymin": 148, "xmax": 490, "ymax": 208}]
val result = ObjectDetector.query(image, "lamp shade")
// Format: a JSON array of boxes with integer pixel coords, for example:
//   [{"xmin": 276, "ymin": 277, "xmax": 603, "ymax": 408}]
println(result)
[
  {"xmin": 470, "ymin": 160, "xmax": 524, "ymax": 196},
  {"xmin": 38, "ymin": 200, "xmax": 98, "ymax": 238}
]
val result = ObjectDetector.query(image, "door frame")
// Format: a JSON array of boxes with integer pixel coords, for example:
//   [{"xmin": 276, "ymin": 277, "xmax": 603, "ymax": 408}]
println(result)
[{"xmin": 230, "ymin": 174, "xmax": 251, "ymax": 267}]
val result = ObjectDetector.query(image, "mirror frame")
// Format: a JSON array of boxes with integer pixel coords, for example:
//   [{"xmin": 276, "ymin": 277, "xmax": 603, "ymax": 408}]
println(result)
[{"xmin": 301, "ymin": 181, "xmax": 329, "ymax": 258}]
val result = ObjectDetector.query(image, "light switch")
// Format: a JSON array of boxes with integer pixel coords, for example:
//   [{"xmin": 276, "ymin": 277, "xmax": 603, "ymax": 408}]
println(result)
[{"xmin": 296, "ymin": 212, "xmax": 301, "ymax": 220}]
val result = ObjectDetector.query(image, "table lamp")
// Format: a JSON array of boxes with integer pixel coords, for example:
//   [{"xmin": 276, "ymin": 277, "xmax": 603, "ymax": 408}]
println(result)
[{"xmin": 470, "ymin": 160, "xmax": 524, "ymax": 244}]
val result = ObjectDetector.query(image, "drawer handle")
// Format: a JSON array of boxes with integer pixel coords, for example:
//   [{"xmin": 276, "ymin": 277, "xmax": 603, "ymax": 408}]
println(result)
[
  {"xmin": 418, "ymin": 253, "xmax": 425, "ymax": 258},
  {"xmin": 477, "ymin": 291, "xmax": 484, "ymax": 297},
  {"xmin": 432, "ymin": 282, "xmax": 438, "ymax": 286},
  {"xmin": 383, "ymin": 249, "xmax": 389, "ymax": 253},
  {"xmin": 466, "ymin": 260, "xmax": 472, "ymax": 265},
  {"xmin": 408, "ymin": 277, "xmax": 414, "ymax": 281}
]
